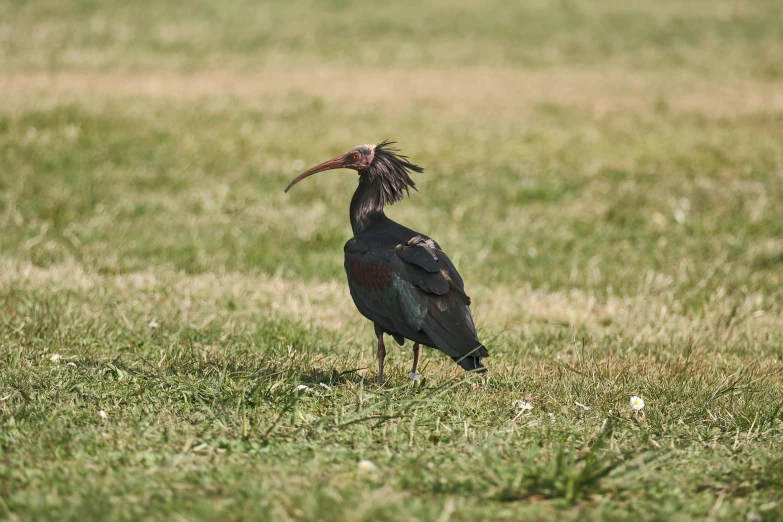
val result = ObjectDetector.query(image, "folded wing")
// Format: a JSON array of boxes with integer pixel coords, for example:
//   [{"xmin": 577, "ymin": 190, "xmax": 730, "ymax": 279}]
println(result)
[{"xmin": 344, "ymin": 235, "xmax": 488, "ymax": 368}]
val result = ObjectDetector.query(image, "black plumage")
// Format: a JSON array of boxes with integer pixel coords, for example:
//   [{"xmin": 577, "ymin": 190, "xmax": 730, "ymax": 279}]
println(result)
[{"xmin": 285, "ymin": 141, "xmax": 488, "ymax": 383}]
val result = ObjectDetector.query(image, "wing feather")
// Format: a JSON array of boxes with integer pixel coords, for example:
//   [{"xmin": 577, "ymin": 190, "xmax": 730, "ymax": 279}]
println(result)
[{"xmin": 344, "ymin": 235, "xmax": 488, "ymax": 361}]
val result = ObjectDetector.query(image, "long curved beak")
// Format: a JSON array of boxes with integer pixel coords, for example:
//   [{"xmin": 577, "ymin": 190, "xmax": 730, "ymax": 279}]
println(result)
[{"xmin": 284, "ymin": 156, "xmax": 347, "ymax": 193}]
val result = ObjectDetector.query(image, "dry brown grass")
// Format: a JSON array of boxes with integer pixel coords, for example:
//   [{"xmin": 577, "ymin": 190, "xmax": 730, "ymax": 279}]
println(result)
[
  {"xmin": 3, "ymin": 68, "xmax": 783, "ymax": 119},
  {"xmin": 4, "ymin": 259, "xmax": 779, "ymax": 349}
]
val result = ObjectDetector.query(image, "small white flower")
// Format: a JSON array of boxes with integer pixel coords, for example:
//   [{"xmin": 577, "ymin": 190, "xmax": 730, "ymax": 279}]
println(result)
[
  {"xmin": 318, "ymin": 383, "xmax": 331, "ymax": 390},
  {"xmin": 296, "ymin": 384, "xmax": 310, "ymax": 391},
  {"xmin": 409, "ymin": 372, "xmax": 421, "ymax": 381},
  {"xmin": 99, "ymin": 409, "xmax": 107, "ymax": 419},
  {"xmin": 548, "ymin": 412, "xmax": 555, "ymax": 422},
  {"xmin": 513, "ymin": 395, "xmax": 534, "ymax": 411},
  {"xmin": 673, "ymin": 209, "xmax": 686, "ymax": 224},
  {"xmin": 148, "ymin": 321, "xmax": 160, "ymax": 328},
  {"xmin": 630, "ymin": 396, "xmax": 645, "ymax": 411},
  {"xmin": 49, "ymin": 353, "xmax": 62, "ymax": 362},
  {"xmin": 357, "ymin": 460, "xmax": 376, "ymax": 472}
]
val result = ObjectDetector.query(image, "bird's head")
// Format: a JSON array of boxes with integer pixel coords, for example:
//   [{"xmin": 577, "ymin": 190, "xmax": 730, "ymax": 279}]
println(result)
[{"xmin": 284, "ymin": 141, "xmax": 423, "ymax": 197}]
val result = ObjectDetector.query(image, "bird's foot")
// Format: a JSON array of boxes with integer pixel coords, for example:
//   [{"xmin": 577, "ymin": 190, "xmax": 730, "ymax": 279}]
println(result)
[{"xmin": 408, "ymin": 372, "xmax": 421, "ymax": 381}]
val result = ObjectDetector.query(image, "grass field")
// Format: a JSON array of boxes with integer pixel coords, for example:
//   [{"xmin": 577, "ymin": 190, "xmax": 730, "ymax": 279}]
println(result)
[{"xmin": 2, "ymin": 0, "xmax": 783, "ymax": 520}]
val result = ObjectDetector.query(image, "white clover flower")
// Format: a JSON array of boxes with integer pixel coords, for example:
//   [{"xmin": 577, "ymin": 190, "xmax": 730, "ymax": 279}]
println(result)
[
  {"xmin": 357, "ymin": 460, "xmax": 376, "ymax": 472},
  {"xmin": 630, "ymin": 396, "xmax": 645, "ymax": 411},
  {"xmin": 673, "ymin": 209, "xmax": 686, "ymax": 224},
  {"xmin": 148, "ymin": 321, "xmax": 160, "ymax": 328},
  {"xmin": 513, "ymin": 398, "xmax": 533, "ymax": 411},
  {"xmin": 99, "ymin": 409, "xmax": 107, "ymax": 419}
]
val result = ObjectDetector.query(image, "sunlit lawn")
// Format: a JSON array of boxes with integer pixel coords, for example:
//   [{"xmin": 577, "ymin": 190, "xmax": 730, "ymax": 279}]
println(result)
[{"xmin": 1, "ymin": 1, "xmax": 782, "ymax": 520}]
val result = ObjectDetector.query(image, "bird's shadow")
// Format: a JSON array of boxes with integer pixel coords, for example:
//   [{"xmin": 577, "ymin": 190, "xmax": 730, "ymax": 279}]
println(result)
[
  {"xmin": 58, "ymin": 353, "xmax": 369, "ymax": 389},
  {"xmin": 292, "ymin": 366, "xmax": 368, "ymax": 387}
]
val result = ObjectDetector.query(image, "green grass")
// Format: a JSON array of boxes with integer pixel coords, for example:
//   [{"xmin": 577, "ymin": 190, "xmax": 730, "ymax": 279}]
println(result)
[{"xmin": 1, "ymin": 0, "xmax": 783, "ymax": 520}]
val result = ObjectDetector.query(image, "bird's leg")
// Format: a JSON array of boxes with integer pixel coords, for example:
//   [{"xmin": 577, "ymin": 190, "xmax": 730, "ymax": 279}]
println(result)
[
  {"xmin": 410, "ymin": 343, "xmax": 421, "ymax": 380},
  {"xmin": 374, "ymin": 325, "xmax": 386, "ymax": 385}
]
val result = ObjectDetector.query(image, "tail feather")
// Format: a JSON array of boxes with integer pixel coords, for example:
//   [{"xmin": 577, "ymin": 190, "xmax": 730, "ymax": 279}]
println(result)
[{"xmin": 453, "ymin": 353, "xmax": 487, "ymax": 374}]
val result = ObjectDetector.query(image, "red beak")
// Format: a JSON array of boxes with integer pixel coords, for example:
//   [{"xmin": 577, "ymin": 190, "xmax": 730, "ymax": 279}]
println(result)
[{"xmin": 284, "ymin": 155, "xmax": 347, "ymax": 193}]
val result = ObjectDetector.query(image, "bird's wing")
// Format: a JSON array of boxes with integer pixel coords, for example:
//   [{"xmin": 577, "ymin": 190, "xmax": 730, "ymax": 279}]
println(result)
[
  {"xmin": 430, "ymin": 243, "xmax": 466, "ymax": 293},
  {"xmin": 344, "ymin": 244, "xmax": 419, "ymax": 345},
  {"xmin": 344, "ymin": 236, "xmax": 488, "ymax": 360}
]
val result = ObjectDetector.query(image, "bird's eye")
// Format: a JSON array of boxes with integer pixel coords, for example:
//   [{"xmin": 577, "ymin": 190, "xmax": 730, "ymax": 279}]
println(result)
[{"xmin": 353, "ymin": 153, "xmax": 360, "ymax": 160}]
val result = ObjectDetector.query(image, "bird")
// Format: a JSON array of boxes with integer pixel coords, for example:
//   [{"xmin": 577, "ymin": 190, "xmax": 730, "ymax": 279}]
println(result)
[{"xmin": 285, "ymin": 141, "xmax": 488, "ymax": 384}]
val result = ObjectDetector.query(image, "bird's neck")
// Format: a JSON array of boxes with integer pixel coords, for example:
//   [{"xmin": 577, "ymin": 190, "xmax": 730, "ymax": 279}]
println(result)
[{"xmin": 350, "ymin": 174, "xmax": 387, "ymax": 234}]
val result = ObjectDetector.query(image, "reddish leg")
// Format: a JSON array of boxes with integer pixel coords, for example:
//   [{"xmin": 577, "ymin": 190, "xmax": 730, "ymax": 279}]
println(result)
[
  {"xmin": 410, "ymin": 343, "xmax": 421, "ymax": 380},
  {"xmin": 375, "ymin": 325, "xmax": 386, "ymax": 385}
]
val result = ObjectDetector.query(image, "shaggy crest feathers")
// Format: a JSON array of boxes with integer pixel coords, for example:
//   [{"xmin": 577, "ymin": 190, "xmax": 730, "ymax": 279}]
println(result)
[
  {"xmin": 369, "ymin": 140, "xmax": 424, "ymax": 207},
  {"xmin": 350, "ymin": 141, "xmax": 425, "ymax": 231}
]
